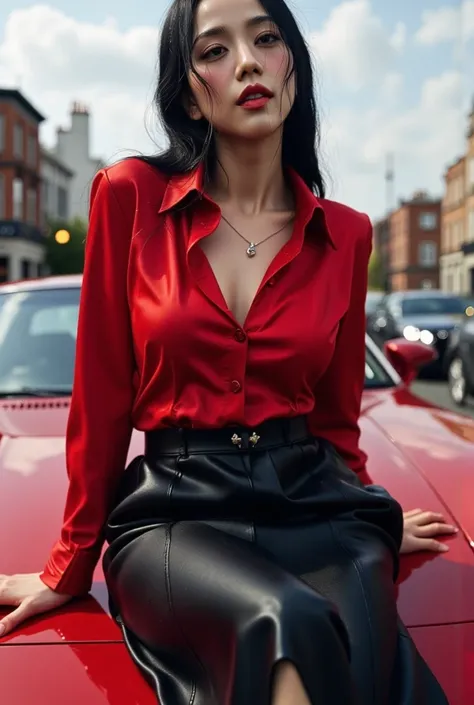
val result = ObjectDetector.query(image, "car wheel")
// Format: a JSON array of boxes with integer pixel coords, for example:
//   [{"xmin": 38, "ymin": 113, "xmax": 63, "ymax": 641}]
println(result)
[{"xmin": 448, "ymin": 356, "xmax": 468, "ymax": 406}]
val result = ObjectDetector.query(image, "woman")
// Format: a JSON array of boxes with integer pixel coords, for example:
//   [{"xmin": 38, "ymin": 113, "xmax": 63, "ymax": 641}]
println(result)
[{"xmin": 0, "ymin": 0, "xmax": 454, "ymax": 703}]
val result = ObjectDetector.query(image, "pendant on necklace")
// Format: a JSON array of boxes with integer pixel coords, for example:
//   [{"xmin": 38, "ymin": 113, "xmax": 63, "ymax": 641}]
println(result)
[{"xmin": 246, "ymin": 243, "xmax": 257, "ymax": 258}]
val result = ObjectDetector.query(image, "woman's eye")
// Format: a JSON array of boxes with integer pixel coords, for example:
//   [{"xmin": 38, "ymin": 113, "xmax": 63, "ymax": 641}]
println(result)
[
  {"xmin": 202, "ymin": 46, "xmax": 225, "ymax": 60},
  {"xmin": 257, "ymin": 32, "xmax": 280, "ymax": 45}
]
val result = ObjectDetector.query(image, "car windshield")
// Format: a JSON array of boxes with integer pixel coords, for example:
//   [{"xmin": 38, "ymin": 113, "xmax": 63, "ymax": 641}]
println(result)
[
  {"xmin": 0, "ymin": 287, "xmax": 79, "ymax": 396},
  {"xmin": 364, "ymin": 345, "xmax": 394, "ymax": 388},
  {"xmin": 401, "ymin": 296, "xmax": 466, "ymax": 316}
]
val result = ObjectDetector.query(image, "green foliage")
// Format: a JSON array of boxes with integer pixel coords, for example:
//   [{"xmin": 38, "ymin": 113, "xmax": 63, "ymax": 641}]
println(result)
[
  {"xmin": 368, "ymin": 249, "xmax": 384, "ymax": 291},
  {"xmin": 45, "ymin": 217, "xmax": 87, "ymax": 275}
]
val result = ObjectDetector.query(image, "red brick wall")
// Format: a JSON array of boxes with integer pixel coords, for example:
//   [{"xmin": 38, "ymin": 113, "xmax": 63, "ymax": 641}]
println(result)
[
  {"xmin": 0, "ymin": 100, "xmax": 41, "ymax": 226},
  {"xmin": 389, "ymin": 199, "xmax": 441, "ymax": 291}
]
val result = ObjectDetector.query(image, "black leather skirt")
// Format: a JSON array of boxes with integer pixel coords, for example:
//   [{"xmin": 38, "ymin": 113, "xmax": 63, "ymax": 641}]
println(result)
[{"xmin": 103, "ymin": 416, "xmax": 449, "ymax": 705}]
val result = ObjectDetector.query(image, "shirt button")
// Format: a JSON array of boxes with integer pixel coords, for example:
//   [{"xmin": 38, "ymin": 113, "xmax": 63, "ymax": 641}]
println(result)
[
  {"xmin": 267, "ymin": 277, "xmax": 276, "ymax": 287},
  {"xmin": 230, "ymin": 380, "xmax": 242, "ymax": 394},
  {"xmin": 234, "ymin": 328, "xmax": 246, "ymax": 343}
]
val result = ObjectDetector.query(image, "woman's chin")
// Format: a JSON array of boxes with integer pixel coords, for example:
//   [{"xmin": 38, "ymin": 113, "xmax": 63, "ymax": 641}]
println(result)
[{"xmin": 220, "ymin": 120, "xmax": 284, "ymax": 143}]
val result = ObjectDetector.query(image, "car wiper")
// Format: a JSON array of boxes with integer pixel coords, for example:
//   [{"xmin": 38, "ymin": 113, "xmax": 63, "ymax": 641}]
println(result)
[{"xmin": 0, "ymin": 388, "xmax": 71, "ymax": 398}]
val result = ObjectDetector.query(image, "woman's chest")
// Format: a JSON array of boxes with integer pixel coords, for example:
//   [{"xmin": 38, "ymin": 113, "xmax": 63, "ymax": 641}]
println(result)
[{"xmin": 127, "ymin": 214, "xmax": 355, "ymax": 373}]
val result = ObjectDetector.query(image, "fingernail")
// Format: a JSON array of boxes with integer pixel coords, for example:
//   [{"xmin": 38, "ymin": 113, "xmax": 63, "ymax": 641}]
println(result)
[
  {"xmin": 440, "ymin": 545, "xmax": 449, "ymax": 552},
  {"xmin": 0, "ymin": 624, "xmax": 5, "ymax": 636}
]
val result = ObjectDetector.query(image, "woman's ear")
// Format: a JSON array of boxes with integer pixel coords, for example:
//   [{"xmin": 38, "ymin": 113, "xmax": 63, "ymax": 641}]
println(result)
[{"xmin": 183, "ymin": 92, "xmax": 203, "ymax": 121}]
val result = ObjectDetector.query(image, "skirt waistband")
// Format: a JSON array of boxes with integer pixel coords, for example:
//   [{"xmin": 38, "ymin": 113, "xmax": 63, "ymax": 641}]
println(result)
[{"xmin": 144, "ymin": 416, "xmax": 311, "ymax": 456}]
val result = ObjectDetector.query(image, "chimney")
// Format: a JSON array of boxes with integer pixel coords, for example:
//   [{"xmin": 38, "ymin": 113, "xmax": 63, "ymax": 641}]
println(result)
[{"xmin": 70, "ymin": 101, "xmax": 90, "ymax": 145}]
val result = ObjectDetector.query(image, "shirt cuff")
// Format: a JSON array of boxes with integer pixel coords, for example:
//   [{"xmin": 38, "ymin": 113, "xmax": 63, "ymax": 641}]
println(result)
[{"xmin": 40, "ymin": 540, "xmax": 101, "ymax": 596}]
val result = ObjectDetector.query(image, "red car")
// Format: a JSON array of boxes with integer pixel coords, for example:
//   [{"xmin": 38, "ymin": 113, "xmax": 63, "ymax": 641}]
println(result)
[{"xmin": 0, "ymin": 275, "xmax": 473, "ymax": 705}]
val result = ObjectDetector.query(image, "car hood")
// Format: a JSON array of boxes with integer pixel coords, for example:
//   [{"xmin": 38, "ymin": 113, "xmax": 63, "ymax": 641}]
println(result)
[
  {"xmin": 360, "ymin": 387, "xmax": 474, "ymax": 627},
  {"xmin": 1, "ymin": 391, "xmax": 474, "ymax": 649},
  {"xmin": 0, "ymin": 398, "xmax": 145, "ymax": 647},
  {"xmin": 400, "ymin": 314, "xmax": 463, "ymax": 330}
]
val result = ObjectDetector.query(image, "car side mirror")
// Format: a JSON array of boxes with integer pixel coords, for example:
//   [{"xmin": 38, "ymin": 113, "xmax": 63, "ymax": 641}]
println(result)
[{"xmin": 384, "ymin": 338, "xmax": 438, "ymax": 385}]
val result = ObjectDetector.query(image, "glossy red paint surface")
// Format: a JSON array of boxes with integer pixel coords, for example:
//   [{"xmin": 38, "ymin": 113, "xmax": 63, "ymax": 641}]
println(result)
[
  {"xmin": 2, "ymin": 643, "xmax": 156, "ymax": 705},
  {"xmin": 410, "ymin": 623, "xmax": 474, "ymax": 705},
  {"xmin": 384, "ymin": 338, "xmax": 438, "ymax": 384},
  {"xmin": 0, "ymin": 289, "xmax": 473, "ymax": 702}
]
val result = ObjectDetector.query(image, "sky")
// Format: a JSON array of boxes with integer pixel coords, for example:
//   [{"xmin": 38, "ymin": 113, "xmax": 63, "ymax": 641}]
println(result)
[{"xmin": 0, "ymin": 0, "xmax": 473, "ymax": 220}]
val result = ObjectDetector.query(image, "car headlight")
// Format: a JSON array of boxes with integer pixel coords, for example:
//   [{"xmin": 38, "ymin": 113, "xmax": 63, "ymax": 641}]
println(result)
[
  {"xmin": 420, "ymin": 330, "xmax": 434, "ymax": 345},
  {"xmin": 403, "ymin": 325, "xmax": 420, "ymax": 341},
  {"xmin": 403, "ymin": 326, "xmax": 434, "ymax": 345}
]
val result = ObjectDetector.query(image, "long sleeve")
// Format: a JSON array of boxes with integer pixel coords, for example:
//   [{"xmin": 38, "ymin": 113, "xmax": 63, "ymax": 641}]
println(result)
[
  {"xmin": 308, "ymin": 216, "xmax": 372, "ymax": 476},
  {"xmin": 40, "ymin": 169, "xmax": 135, "ymax": 595}
]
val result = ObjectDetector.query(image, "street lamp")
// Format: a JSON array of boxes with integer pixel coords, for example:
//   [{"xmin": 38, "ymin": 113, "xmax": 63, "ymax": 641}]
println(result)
[{"xmin": 54, "ymin": 229, "xmax": 71, "ymax": 245}]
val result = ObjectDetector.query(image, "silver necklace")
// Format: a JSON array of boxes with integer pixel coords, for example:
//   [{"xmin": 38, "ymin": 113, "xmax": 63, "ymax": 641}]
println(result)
[{"xmin": 220, "ymin": 213, "xmax": 294, "ymax": 258}]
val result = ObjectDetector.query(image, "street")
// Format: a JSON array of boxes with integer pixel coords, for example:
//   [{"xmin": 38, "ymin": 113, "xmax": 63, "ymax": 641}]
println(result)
[{"xmin": 412, "ymin": 379, "xmax": 474, "ymax": 419}]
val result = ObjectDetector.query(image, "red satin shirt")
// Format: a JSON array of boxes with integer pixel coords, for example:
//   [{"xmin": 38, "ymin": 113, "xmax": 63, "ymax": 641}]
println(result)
[{"xmin": 40, "ymin": 157, "xmax": 372, "ymax": 595}]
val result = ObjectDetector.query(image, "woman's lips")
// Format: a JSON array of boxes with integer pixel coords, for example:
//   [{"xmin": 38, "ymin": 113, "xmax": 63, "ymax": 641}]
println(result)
[
  {"xmin": 239, "ymin": 95, "xmax": 272, "ymax": 110},
  {"xmin": 237, "ymin": 84, "xmax": 274, "ymax": 107}
]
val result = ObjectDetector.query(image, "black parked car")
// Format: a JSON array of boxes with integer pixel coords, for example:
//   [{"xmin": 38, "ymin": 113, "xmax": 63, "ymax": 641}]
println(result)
[
  {"xmin": 445, "ymin": 316, "xmax": 474, "ymax": 405},
  {"xmin": 367, "ymin": 290, "xmax": 467, "ymax": 371}
]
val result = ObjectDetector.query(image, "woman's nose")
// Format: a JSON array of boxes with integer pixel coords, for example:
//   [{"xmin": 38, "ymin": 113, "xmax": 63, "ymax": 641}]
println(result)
[{"xmin": 235, "ymin": 44, "xmax": 263, "ymax": 81}]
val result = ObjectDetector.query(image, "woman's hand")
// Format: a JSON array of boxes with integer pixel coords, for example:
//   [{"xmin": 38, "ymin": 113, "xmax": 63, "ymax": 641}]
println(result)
[
  {"xmin": 401, "ymin": 509, "xmax": 458, "ymax": 554},
  {"xmin": 0, "ymin": 573, "xmax": 73, "ymax": 637}
]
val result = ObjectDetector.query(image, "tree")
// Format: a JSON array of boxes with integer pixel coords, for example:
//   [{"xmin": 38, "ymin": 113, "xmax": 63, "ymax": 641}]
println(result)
[
  {"xmin": 45, "ymin": 217, "xmax": 87, "ymax": 275},
  {"xmin": 368, "ymin": 249, "xmax": 384, "ymax": 291}
]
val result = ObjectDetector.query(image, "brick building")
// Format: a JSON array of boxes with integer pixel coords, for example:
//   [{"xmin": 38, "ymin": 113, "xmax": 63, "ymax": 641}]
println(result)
[
  {"xmin": 388, "ymin": 192, "xmax": 441, "ymax": 292},
  {"xmin": 0, "ymin": 89, "xmax": 45, "ymax": 281},
  {"xmin": 372, "ymin": 216, "xmax": 391, "ymax": 291},
  {"xmin": 440, "ymin": 101, "xmax": 474, "ymax": 294}
]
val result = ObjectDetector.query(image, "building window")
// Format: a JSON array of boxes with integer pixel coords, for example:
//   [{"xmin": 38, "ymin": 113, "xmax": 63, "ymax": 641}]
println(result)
[
  {"xmin": 13, "ymin": 178, "xmax": 24, "ymax": 220},
  {"xmin": 0, "ymin": 174, "xmax": 4, "ymax": 218},
  {"xmin": 13, "ymin": 123, "xmax": 24, "ymax": 158},
  {"xmin": 27, "ymin": 135, "xmax": 37, "ymax": 166},
  {"xmin": 421, "ymin": 279, "xmax": 433, "ymax": 290},
  {"xmin": 0, "ymin": 114, "xmax": 4, "ymax": 153},
  {"xmin": 27, "ymin": 188, "xmax": 37, "ymax": 224},
  {"xmin": 419, "ymin": 241, "xmax": 437, "ymax": 267},
  {"xmin": 57, "ymin": 186, "xmax": 68, "ymax": 219},
  {"xmin": 0, "ymin": 257, "xmax": 9, "ymax": 283},
  {"xmin": 419, "ymin": 212, "xmax": 437, "ymax": 230},
  {"xmin": 42, "ymin": 180, "xmax": 50, "ymax": 225}
]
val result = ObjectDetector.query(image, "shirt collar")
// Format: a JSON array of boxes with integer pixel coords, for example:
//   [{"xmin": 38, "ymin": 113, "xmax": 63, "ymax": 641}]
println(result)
[{"xmin": 159, "ymin": 162, "xmax": 336, "ymax": 249}]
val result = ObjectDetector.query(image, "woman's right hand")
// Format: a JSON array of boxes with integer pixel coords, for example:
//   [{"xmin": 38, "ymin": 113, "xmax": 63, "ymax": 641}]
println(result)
[{"xmin": 0, "ymin": 573, "xmax": 73, "ymax": 637}]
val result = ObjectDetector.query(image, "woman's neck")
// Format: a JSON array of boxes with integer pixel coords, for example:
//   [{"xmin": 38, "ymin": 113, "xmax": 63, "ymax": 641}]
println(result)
[{"xmin": 207, "ymin": 132, "xmax": 293, "ymax": 215}]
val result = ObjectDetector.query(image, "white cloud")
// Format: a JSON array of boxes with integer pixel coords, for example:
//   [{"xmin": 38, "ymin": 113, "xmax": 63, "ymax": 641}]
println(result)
[
  {"xmin": 310, "ymin": 0, "xmax": 406, "ymax": 90},
  {"xmin": 323, "ymin": 70, "xmax": 467, "ymax": 214},
  {"xmin": 415, "ymin": 1, "xmax": 474, "ymax": 45},
  {"xmin": 0, "ymin": 3, "xmax": 470, "ymax": 220},
  {"xmin": 0, "ymin": 5, "xmax": 161, "ymax": 157},
  {"xmin": 0, "ymin": 6, "xmax": 158, "ymax": 91}
]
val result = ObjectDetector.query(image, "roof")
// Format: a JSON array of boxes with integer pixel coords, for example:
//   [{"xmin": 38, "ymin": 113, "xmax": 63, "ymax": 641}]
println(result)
[
  {"xmin": 444, "ymin": 155, "xmax": 466, "ymax": 179},
  {"xmin": 40, "ymin": 147, "xmax": 74, "ymax": 177},
  {"xmin": 0, "ymin": 88, "xmax": 45, "ymax": 123},
  {"xmin": 0, "ymin": 274, "xmax": 82, "ymax": 294}
]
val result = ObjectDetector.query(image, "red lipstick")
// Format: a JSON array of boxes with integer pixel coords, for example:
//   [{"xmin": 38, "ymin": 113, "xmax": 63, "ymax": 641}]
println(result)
[{"xmin": 237, "ymin": 84, "xmax": 274, "ymax": 110}]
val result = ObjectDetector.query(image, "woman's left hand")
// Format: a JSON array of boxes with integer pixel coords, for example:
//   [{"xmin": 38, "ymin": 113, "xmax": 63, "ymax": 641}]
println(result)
[{"xmin": 400, "ymin": 509, "xmax": 458, "ymax": 554}]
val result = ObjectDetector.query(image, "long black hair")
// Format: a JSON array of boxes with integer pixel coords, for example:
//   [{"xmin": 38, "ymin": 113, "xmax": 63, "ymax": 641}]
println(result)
[{"xmin": 141, "ymin": 0, "xmax": 326, "ymax": 197}]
